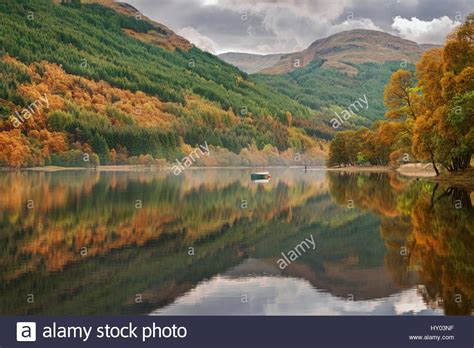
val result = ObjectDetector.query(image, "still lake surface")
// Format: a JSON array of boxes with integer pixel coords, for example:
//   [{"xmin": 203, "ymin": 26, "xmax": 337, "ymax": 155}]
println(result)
[{"xmin": 0, "ymin": 168, "xmax": 472, "ymax": 315}]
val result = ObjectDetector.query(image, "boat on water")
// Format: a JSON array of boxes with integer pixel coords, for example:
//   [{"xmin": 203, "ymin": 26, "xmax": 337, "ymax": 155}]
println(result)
[{"xmin": 250, "ymin": 171, "xmax": 271, "ymax": 181}]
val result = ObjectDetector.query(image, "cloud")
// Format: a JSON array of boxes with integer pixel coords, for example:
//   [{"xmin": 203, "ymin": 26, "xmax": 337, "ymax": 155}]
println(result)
[
  {"xmin": 219, "ymin": 0, "xmax": 356, "ymax": 52},
  {"xmin": 126, "ymin": 0, "xmax": 473, "ymax": 54},
  {"xmin": 328, "ymin": 18, "xmax": 383, "ymax": 35},
  {"xmin": 177, "ymin": 27, "xmax": 219, "ymax": 53},
  {"xmin": 391, "ymin": 16, "xmax": 461, "ymax": 44},
  {"xmin": 259, "ymin": 7, "xmax": 331, "ymax": 52},
  {"xmin": 215, "ymin": 0, "xmax": 352, "ymax": 21}
]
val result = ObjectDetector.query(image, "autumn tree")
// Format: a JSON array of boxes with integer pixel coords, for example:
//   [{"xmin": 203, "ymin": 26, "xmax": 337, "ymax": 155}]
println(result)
[
  {"xmin": 384, "ymin": 69, "xmax": 420, "ymax": 121},
  {"xmin": 327, "ymin": 132, "xmax": 347, "ymax": 167},
  {"xmin": 436, "ymin": 13, "xmax": 474, "ymax": 171},
  {"xmin": 0, "ymin": 130, "xmax": 31, "ymax": 168},
  {"xmin": 353, "ymin": 14, "xmax": 474, "ymax": 174},
  {"xmin": 285, "ymin": 111, "xmax": 293, "ymax": 127},
  {"xmin": 413, "ymin": 14, "xmax": 473, "ymax": 173},
  {"xmin": 409, "ymin": 48, "xmax": 444, "ymax": 175}
]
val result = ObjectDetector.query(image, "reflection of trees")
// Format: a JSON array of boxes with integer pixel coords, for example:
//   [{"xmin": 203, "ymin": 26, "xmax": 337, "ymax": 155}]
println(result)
[
  {"xmin": 327, "ymin": 172, "xmax": 403, "ymax": 217},
  {"xmin": 328, "ymin": 172, "xmax": 416, "ymax": 291},
  {"xmin": 328, "ymin": 172, "xmax": 473, "ymax": 315},
  {"xmin": 410, "ymin": 185, "xmax": 473, "ymax": 315}
]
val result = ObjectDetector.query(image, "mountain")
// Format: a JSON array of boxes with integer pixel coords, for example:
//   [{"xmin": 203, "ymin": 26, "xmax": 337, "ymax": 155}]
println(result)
[
  {"xmin": 0, "ymin": 0, "xmax": 327, "ymax": 168},
  {"xmin": 218, "ymin": 52, "xmax": 283, "ymax": 74},
  {"xmin": 220, "ymin": 30, "xmax": 438, "ymax": 127},
  {"xmin": 220, "ymin": 30, "xmax": 436, "ymax": 75},
  {"xmin": 261, "ymin": 29, "xmax": 435, "ymax": 75}
]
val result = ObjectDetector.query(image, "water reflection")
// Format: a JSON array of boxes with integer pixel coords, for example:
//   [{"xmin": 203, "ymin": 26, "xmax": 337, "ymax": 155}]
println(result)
[
  {"xmin": 153, "ymin": 275, "xmax": 439, "ymax": 315},
  {"xmin": 0, "ymin": 169, "xmax": 472, "ymax": 315}
]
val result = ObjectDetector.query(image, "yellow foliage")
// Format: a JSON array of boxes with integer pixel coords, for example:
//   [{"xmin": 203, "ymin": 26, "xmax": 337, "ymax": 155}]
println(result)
[{"xmin": 0, "ymin": 130, "xmax": 31, "ymax": 168}]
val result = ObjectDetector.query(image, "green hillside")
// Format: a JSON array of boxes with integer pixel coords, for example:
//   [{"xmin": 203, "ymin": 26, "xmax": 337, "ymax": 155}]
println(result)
[
  {"xmin": 1, "ymin": 0, "xmax": 313, "ymax": 117},
  {"xmin": 0, "ymin": 0, "xmax": 327, "ymax": 168},
  {"xmin": 254, "ymin": 60, "xmax": 416, "ymax": 128}
]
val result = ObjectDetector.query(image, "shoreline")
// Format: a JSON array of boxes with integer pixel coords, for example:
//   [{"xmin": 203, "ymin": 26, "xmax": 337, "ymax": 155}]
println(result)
[
  {"xmin": 1, "ymin": 165, "xmax": 325, "ymax": 173},
  {"xmin": 326, "ymin": 166, "xmax": 393, "ymax": 173},
  {"xmin": 425, "ymin": 168, "xmax": 474, "ymax": 191},
  {"xmin": 1, "ymin": 165, "xmax": 472, "ymax": 189}
]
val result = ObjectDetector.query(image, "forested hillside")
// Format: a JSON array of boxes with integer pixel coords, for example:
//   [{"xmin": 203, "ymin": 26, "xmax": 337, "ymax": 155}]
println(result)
[
  {"xmin": 254, "ymin": 60, "xmax": 414, "ymax": 127},
  {"xmin": 0, "ymin": 0, "xmax": 327, "ymax": 168}
]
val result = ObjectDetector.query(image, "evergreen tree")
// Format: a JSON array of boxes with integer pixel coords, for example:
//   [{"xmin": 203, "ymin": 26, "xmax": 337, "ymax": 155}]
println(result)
[{"xmin": 90, "ymin": 133, "xmax": 109, "ymax": 164}]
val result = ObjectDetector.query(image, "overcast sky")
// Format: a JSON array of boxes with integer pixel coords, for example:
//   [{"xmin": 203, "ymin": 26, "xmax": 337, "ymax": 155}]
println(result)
[{"xmin": 125, "ymin": 0, "xmax": 474, "ymax": 54}]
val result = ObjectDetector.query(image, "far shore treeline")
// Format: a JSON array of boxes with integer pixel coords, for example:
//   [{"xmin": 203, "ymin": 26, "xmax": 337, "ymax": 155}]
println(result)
[{"xmin": 327, "ymin": 14, "xmax": 473, "ymax": 175}]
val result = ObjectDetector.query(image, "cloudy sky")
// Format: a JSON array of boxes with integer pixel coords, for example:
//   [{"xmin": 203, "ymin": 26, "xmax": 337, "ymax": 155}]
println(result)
[{"xmin": 126, "ymin": 0, "xmax": 474, "ymax": 54}]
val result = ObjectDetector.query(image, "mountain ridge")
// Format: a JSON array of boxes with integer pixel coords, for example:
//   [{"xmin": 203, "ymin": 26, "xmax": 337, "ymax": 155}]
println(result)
[{"xmin": 219, "ymin": 29, "xmax": 439, "ymax": 75}]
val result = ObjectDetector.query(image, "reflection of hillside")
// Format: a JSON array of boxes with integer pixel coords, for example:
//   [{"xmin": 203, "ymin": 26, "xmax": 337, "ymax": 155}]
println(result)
[
  {"xmin": 188, "ymin": 174, "xmax": 409, "ymax": 302},
  {"xmin": 0, "ymin": 171, "xmax": 101, "ymax": 215},
  {"xmin": 228, "ymin": 258, "xmax": 409, "ymax": 301},
  {"xmin": 0, "ymin": 169, "xmax": 327, "ymax": 281},
  {"xmin": 0, "ymin": 171, "xmax": 324, "ymax": 279},
  {"xmin": 220, "ymin": 254, "xmax": 407, "ymax": 303}
]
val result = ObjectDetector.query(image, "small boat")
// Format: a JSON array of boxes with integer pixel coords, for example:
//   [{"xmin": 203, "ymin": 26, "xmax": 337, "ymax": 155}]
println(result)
[{"xmin": 251, "ymin": 171, "xmax": 271, "ymax": 181}]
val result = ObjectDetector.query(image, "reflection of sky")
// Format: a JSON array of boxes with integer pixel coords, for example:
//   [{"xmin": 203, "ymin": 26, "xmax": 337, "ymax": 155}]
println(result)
[{"xmin": 151, "ymin": 276, "xmax": 442, "ymax": 316}]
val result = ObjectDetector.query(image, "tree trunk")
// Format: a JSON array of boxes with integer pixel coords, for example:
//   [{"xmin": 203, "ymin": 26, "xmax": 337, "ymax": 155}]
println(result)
[{"xmin": 430, "ymin": 150, "xmax": 439, "ymax": 176}]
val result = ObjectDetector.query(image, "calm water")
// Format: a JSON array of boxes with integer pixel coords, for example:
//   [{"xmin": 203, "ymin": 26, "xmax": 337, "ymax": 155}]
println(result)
[{"xmin": 0, "ymin": 168, "xmax": 472, "ymax": 315}]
